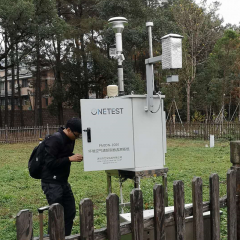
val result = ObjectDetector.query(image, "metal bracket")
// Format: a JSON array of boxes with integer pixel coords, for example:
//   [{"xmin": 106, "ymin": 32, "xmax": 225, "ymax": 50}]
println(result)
[{"xmin": 145, "ymin": 55, "xmax": 162, "ymax": 65}]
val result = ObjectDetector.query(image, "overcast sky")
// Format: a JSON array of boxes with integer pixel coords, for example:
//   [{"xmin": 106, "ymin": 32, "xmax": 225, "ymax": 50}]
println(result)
[{"xmin": 195, "ymin": 0, "xmax": 240, "ymax": 26}]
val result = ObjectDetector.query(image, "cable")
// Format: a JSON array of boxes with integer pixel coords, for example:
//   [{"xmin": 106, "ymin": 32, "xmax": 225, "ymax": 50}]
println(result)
[{"xmin": 151, "ymin": 92, "xmax": 162, "ymax": 114}]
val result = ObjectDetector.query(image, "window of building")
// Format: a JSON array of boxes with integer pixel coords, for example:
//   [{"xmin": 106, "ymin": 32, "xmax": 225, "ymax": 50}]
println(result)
[
  {"xmin": 14, "ymin": 99, "xmax": 19, "ymax": 106},
  {"xmin": 0, "ymin": 99, "xmax": 5, "ymax": 106},
  {"xmin": 0, "ymin": 82, "xmax": 4, "ymax": 91},
  {"xmin": 45, "ymin": 97, "xmax": 48, "ymax": 106},
  {"xmin": 45, "ymin": 80, "xmax": 48, "ymax": 90},
  {"xmin": 22, "ymin": 79, "xmax": 28, "ymax": 87}
]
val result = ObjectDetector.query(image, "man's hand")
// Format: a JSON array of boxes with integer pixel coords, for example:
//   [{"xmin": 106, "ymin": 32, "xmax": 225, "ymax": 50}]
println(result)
[{"xmin": 69, "ymin": 154, "xmax": 83, "ymax": 162}]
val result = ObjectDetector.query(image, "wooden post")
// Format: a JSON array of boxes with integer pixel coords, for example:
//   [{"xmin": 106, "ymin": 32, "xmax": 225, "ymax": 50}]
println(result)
[
  {"xmin": 134, "ymin": 176, "xmax": 140, "ymax": 189},
  {"xmin": 130, "ymin": 188, "xmax": 144, "ymax": 240},
  {"xmin": 5, "ymin": 124, "xmax": 8, "ymax": 143},
  {"xmin": 16, "ymin": 209, "xmax": 33, "ymax": 240},
  {"xmin": 227, "ymin": 169, "xmax": 237, "ymax": 240},
  {"xmin": 106, "ymin": 193, "xmax": 120, "ymax": 240},
  {"xmin": 38, "ymin": 205, "xmax": 49, "ymax": 240},
  {"xmin": 17, "ymin": 126, "xmax": 19, "ymax": 142},
  {"xmin": 47, "ymin": 123, "xmax": 49, "ymax": 135},
  {"xmin": 173, "ymin": 180, "xmax": 185, "ymax": 240},
  {"xmin": 192, "ymin": 177, "xmax": 204, "ymax": 240},
  {"xmin": 173, "ymin": 114, "xmax": 176, "ymax": 136},
  {"xmin": 80, "ymin": 198, "xmax": 94, "ymax": 240},
  {"xmin": 107, "ymin": 173, "xmax": 112, "ymax": 194},
  {"xmin": 204, "ymin": 119, "xmax": 208, "ymax": 140},
  {"xmin": 162, "ymin": 173, "xmax": 168, "ymax": 207},
  {"xmin": 49, "ymin": 203, "xmax": 65, "ymax": 240},
  {"xmin": 209, "ymin": 174, "xmax": 220, "ymax": 240},
  {"xmin": 39, "ymin": 125, "xmax": 42, "ymax": 139},
  {"xmin": 230, "ymin": 141, "xmax": 240, "ymax": 240},
  {"xmin": 39, "ymin": 212, "xmax": 44, "ymax": 240},
  {"xmin": 153, "ymin": 184, "xmax": 165, "ymax": 240}
]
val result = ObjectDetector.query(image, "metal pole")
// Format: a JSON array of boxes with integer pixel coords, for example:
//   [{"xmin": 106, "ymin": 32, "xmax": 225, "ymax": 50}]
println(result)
[
  {"xmin": 108, "ymin": 17, "xmax": 128, "ymax": 96},
  {"xmin": 120, "ymin": 181, "xmax": 124, "ymax": 214},
  {"xmin": 146, "ymin": 22, "xmax": 155, "ymax": 93},
  {"xmin": 147, "ymin": 23, "xmax": 153, "ymax": 58},
  {"xmin": 118, "ymin": 64, "xmax": 124, "ymax": 95},
  {"xmin": 116, "ymin": 32, "xmax": 124, "ymax": 95}
]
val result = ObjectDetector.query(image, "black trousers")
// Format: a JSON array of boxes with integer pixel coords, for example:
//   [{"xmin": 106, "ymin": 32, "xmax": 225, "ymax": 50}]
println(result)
[{"xmin": 41, "ymin": 182, "xmax": 76, "ymax": 236}]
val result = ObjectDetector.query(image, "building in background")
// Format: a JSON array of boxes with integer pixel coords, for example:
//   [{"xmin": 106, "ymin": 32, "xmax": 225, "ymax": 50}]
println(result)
[{"xmin": 0, "ymin": 67, "xmax": 55, "ymax": 110}]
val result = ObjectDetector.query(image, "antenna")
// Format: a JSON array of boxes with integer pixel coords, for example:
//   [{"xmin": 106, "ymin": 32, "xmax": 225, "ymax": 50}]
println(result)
[{"xmin": 108, "ymin": 17, "xmax": 128, "ymax": 96}]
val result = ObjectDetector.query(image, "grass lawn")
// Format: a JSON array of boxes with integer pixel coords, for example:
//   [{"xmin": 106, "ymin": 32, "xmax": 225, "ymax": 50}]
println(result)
[{"xmin": 0, "ymin": 138, "xmax": 232, "ymax": 239}]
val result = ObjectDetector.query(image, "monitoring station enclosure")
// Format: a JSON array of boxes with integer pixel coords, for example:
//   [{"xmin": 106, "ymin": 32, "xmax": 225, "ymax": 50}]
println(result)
[
  {"xmin": 81, "ymin": 95, "xmax": 166, "ymax": 171},
  {"xmin": 81, "ymin": 18, "xmax": 182, "ymax": 172}
]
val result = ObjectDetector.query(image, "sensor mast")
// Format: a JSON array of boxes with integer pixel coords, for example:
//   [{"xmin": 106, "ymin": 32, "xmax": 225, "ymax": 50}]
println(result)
[{"xmin": 108, "ymin": 17, "xmax": 128, "ymax": 96}]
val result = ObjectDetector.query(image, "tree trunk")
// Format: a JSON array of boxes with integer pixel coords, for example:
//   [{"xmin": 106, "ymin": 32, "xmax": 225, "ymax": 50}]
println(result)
[
  {"xmin": 56, "ymin": 39, "xmax": 64, "ymax": 125},
  {"xmin": 16, "ymin": 44, "xmax": 24, "ymax": 126},
  {"xmin": 80, "ymin": 33, "xmax": 89, "ymax": 99},
  {"xmin": 187, "ymin": 82, "xmax": 191, "ymax": 124},
  {"xmin": 74, "ymin": 38, "xmax": 82, "ymax": 112},
  {"xmin": 56, "ymin": 1, "xmax": 64, "ymax": 125},
  {"xmin": 0, "ymin": 90, "xmax": 2, "ymax": 127},
  {"xmin": 0, "ymin": 97, "xmax": 2, "ymax": 127},
  {"xmin": 34, "ymin": 38, "xmax": 43, "ymax": 126},
  {"xmin": 238, "ymin": 80, "xmax": 240, "ymax": 122},
  {"xmin": 34, "ymin": 45, "xmax": 39, "ymax": 126},
  {"xmin": 229, "ymin": 94, "xmax": 231, "ymax": 121},
  {"xmin": 4, "ymin": 33, "xmax": 8, "ymax": 126},
  {"xmin": 205, "ymin": 106, "xmax": 208, "ymax": 121},
  {"xmin": 10, "ymin": 63, "xmax": 15, "ymax": 127}
]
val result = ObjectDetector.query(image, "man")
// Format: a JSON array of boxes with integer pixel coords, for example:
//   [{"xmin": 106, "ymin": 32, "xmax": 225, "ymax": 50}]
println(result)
[{"xmin": 41, "ymin": 117, "xmax": 83, "ymax": 236}]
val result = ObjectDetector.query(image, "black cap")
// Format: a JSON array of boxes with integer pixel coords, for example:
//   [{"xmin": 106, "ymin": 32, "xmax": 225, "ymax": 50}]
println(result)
[{"xmin": 66, "ymin": 117, "xmax": 82, "ymax": 133}]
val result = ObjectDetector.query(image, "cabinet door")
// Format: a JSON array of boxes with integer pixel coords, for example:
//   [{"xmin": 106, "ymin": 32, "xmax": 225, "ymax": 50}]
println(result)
[{"xmin": 81, "ymin": 98, "xmax": 134, "ymax": 171}]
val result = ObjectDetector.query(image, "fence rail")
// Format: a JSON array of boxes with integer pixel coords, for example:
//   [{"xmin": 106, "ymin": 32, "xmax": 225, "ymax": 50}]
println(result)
[
  {"xmin": 167, "ymin": 122, "xmax": 240, "ymax": 140},
  {"xmin": 0, "ymin": 125, "xmax": 63, "ymax": 143}
]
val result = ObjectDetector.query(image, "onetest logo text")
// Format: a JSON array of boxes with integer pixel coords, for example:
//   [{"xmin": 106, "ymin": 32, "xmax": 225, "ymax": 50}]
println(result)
[{"xmin": 91, "ymin": 108, "xmax": 123, "ymax": 115}]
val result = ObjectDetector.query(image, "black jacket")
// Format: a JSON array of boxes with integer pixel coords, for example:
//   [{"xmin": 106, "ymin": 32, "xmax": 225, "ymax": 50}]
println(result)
[{"xmin": 41, "ymin": 127, "xmax": 75, "ymax": 184}]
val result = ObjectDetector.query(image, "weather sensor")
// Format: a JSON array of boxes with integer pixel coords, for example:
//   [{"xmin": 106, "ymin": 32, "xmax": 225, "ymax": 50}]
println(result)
[{"xmin": 108, "ymin": 17, "xmax": 128, "ymax": 96}]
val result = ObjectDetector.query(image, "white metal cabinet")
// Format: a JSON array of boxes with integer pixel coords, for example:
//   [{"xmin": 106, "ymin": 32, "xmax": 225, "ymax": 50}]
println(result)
[{"xmin": 81, "ymin": 95, "xmax": 166, "ymax": 172}]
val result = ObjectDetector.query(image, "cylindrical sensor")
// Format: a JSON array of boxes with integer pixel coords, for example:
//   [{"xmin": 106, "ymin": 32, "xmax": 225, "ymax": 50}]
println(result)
[
  {"xmin": 116, "ymin": 33, "xmax": 123, "ymax": 53},
  {"xmin": 107, "ymin": 85, "xmax": 118, "ymax": 97}
]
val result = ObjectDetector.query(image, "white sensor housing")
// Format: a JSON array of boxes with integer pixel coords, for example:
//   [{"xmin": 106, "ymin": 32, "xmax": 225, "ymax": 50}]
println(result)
[{"xmin": 161, "ymin": 34, "xmax": 183, "ymax": 69}]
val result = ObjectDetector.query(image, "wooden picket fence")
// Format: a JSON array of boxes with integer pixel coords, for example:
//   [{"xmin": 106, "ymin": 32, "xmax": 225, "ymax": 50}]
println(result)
[
  {"xmin": 167, "ymin": 122, "xmax": 240, "ymax": 140},
  {"xmin": 2, "ymin": 122, "xmax": 240, "ymax": 143},
  {"xmin": 0, "ymin": 125, "xmax": 63, "ymax": 143},
  {"xmin": 3, "ymin": 121, "xmax": 240, "ymax": 143},
  {"xmin": 16, "ymin": 170, "xmax": 237, "ymax": 240}
]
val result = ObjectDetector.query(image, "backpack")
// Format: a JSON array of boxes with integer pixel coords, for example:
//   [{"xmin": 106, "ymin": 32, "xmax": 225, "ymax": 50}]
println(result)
[{"xmin": 28, "ymin": 132, "xmax": 62, "ymax": 179}]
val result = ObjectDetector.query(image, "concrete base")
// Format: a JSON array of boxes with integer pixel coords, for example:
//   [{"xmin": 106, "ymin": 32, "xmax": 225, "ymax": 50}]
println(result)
[{"xmin": 120, "ymin": 205, "xmax": 221, "ymax": 240}]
